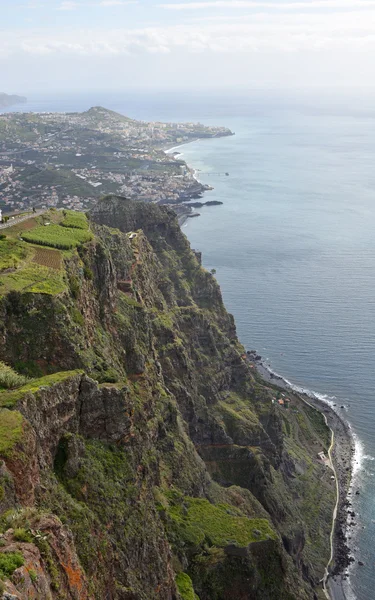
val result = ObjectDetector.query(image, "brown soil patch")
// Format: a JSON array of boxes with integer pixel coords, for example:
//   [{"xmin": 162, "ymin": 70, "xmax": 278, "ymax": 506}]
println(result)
[
  {"xmin": 6, "ymin": 218, "xmax": 38, "ymax": 236},
  {"xmin": 33, "ymin": 246, "xmax": 62, "ymax": 270},
  {"xmin": 18, "ymin": 219, "xmax": 38, "ymax": 231}
]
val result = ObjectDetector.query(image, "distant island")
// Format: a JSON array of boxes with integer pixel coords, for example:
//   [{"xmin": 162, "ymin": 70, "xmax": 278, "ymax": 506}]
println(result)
[{"xmin": 0, "ymin": 93, "xmax": 27, "ymax": 109}]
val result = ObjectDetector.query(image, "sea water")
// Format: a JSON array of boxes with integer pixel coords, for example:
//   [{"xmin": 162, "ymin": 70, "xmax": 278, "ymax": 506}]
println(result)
[{"xmin": 5, "ymin": 89, "xmax": 375, "ymax": 600}]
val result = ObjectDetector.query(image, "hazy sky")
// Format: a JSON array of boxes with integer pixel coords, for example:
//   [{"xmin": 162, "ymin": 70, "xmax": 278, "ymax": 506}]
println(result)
[{"xmin": 2, "ymin": 0, "xmax": 375, "ymax": 92}]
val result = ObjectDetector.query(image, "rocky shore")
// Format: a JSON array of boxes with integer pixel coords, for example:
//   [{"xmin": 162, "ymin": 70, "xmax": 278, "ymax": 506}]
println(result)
[{"xmin": 247, "ymin": 352, "xmax": 355, "ymax": 600}]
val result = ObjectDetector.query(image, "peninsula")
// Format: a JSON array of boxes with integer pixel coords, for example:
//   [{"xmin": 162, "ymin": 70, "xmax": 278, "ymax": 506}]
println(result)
[
  {"xmin": 0, "ymin": 106, "xmax": 233, "ymax": 216},
  {"xmin": 0, "ymin": 93, "xmax": 27, "ymax": 109}
]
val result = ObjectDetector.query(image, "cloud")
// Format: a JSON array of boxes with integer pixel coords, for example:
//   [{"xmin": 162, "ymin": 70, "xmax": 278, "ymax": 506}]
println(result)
[
  {"xmin": 2, "ymin": 6, "xmax": 375, "ymax": 58},
  {"xmin": 98, "ymin": 1, "xmax": 137, "ymax": 5},
  {"xmin": 160, "ymin": 0, "xmax": 375, "ymax": 10},
  {"xmin": 57, "ymin": 1, "xmax": 78, "ymax": 9},
  {"xmin": 22, "ymin": 2, "xmax": 46, "ymax": 7},
  {"xmin": 56, "ymin": 0, "xmax": 136, "ymax": 7}
]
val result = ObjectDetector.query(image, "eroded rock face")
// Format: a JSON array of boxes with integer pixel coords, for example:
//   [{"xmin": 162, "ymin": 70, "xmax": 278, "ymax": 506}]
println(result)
[
  {"xmin": 12, "ymin": 375, "xmax": 135, "ymax": 475},
  {"xmin": 0, "ymin": 515, "xmax": 90, "ymax": 600}
]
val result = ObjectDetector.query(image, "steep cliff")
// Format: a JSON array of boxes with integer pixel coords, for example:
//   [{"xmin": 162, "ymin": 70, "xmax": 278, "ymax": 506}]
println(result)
[{"xmin": 0, "ymin": 198, "xmax": 335, "ymax": 599}]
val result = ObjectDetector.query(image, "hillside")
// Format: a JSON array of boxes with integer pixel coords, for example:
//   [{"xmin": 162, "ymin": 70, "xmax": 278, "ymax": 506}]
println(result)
[
  {"xmin": 0, "ymin": 198, "xmax": 335, "ymax": 599},
  {"xmin": 0, "ymin": 93, "xmax": 27, "ymax": 109}
]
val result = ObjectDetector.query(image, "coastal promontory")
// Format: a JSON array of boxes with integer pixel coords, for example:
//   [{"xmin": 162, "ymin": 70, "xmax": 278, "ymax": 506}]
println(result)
[{"xmin": 0, "ymin": 93, "xmax": 27, "ymax": 108}]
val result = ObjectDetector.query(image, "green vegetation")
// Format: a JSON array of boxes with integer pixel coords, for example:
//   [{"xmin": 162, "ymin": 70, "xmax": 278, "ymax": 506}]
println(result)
[
  {"xmin": 0, "ymin": 371, "xmax": 82, "ymax": 408},
  {"xmin": 0, "ymin": 237, "xmax": 28, "ymax": 271},
  {"xmin": 0, "ymin": 410, "xmax": 24, "ymax": 456},
  {"xmin": 13, "ymin": 528, "xmax": 33, "ymax": 543},
  {"xmin": 29, "ymin": 569, "xmax": 38, "ymax": 583},
  {"xmin": 83, "ymin": 265, "xmax": 93, "ymax": 280},
  {"xmin": 14, "ymin": 360, "xmax": 44, "ymax": 379},
  {"xmin": 0, "ymin": 362, "xmax": 29, "ymax": 390},
  {"xmin": 23, "ymin": 224, "xmax": 92, "ymax": 250},
  {"xmin": 167, "ymin": 494, "xmax": 276, "ymax": 548},
  {"xmin": 34, "ymin": 536, "xmax": 60, "ymax": 591},
  {"xmin": 0, "ymin": 263, "xmax": 66, "ymax": 295},
  {"xmin": 71, "ymin": 307, "xmax": 85, "ymax": 326},
  {"xmin": 0, "ymin": 212, "xmax": 68, "ymax": 294},
  {"xmin": 302, "ymin": 401, "xmax": 331, "ymax": 449},
  {"xmin": 0, "ymin": 551, "xmax": 24, "ymax": 580},
  {"xmin": 61, "ymin": 210, "xmax": 89, "ymax": 230},
  {"xmin": 176, "ymin": 572, "xmax": 199, "ymax": 600}
]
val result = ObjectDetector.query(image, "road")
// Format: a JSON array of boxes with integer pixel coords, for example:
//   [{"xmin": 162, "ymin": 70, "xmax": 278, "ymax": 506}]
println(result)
[{"xmin": 0, "ymin": 210, "xmax": 45, "ymax": 230}]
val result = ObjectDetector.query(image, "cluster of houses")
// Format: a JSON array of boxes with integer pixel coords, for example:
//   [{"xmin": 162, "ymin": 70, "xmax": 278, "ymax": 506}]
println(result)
[{"xmin": 272, "ymin": 394, "xmax": 291, "ymax": 408}]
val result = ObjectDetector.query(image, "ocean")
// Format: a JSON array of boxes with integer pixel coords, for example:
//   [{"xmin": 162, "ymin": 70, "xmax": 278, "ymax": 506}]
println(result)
[{"xmin": 5, "ymin": 89, "xmax": 375, "ymax": 600}]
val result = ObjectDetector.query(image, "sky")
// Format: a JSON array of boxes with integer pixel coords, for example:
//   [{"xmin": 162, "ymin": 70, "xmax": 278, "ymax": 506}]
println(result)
[{"xmin": 2, "ymin": 0, "xmax": 375, "ymax": 92}]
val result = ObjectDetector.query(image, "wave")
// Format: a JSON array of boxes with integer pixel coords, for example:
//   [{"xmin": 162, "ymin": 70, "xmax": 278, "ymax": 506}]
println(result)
[
  {"xmin": 260, "ymin": 361, "xmax": 370, "ymax": 471},
  {"xmin": 259, "ymin": 362, "xmax": 338, "ymax": 405}
]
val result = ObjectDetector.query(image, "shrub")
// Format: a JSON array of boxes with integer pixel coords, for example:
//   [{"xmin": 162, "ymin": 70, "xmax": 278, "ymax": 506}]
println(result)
[
  {"xmin": 0, "ymin": 362, "xmax": 29, "ymax": 390},
  {"xmin": 14, "ymin": 360, "xmax": 43, "ymax": 379},
  {"xmin": 83, "ymin": 265, "xmax": 93, "ymax": 280},
  {"xmin": 176, "ymin": 572, "xmax": 198, "ymax": 600},
  {"xmin": 0, "ymin": 551, "xmax": 24, "ymax": 579},
  {"xmin": 97, "ymin": 368, "xmax": 119, "ymax": 384},
  {"xmin": 29, "ymin": 569, "xmax": 38, "ymax": 583},
  {"xmin": 13, "ymin": 528, "xmax": 33, "ymax": 543},
  {"xmin": 71, "ymin": 308, "xmax": 84, "ymax": 326},
  {"xmin": 69, "ymin": 276, "xmax": 80, "ymax": 299}
]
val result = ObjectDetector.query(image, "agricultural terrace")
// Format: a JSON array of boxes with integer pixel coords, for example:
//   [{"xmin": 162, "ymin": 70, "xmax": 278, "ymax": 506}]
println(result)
[
  {"xmin": 0, "ymin": 209, "xmax": 92, "ymax": 295},
  {"xmin": 22, "ymin": 210, "xmax": 92, "ymax": 250}
]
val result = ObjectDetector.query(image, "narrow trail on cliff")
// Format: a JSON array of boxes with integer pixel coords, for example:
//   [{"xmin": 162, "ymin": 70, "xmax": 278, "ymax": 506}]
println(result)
[
  {"xmin": 322, "ymin": 427, "xmax": 340, "ymax": 599},
  {"xmin": 296, "ymin": 391, "xmax": 340, "ymax": 600}
]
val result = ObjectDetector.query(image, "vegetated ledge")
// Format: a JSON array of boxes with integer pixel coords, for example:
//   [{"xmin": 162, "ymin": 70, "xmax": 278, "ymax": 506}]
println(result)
[{"xmin": 0, "ymin": 371, "xmax": 83, "ymax": 408}]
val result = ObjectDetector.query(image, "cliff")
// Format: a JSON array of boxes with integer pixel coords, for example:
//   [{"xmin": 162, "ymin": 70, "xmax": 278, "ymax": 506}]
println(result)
[{"xmin": 0, "ymin": 199, "xmax": 335, "ymax": 599}]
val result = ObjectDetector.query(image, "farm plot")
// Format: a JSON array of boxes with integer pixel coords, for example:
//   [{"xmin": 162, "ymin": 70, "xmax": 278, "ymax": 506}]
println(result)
[
  {"xmin": 22, "ymin": 224, "xmax": 93, "ymax": 249},
  {"xmin": 61, "ymin": 209, "xmax": 89, "ymax": 230},
  {"xmin": 33, "ymin": 246, "xmax": 62, "ymax": 270}
]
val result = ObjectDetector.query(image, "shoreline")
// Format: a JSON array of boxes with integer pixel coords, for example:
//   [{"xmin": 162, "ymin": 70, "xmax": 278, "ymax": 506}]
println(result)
[
  {"xmin": 250, "ymin": 356, "xmax": 355, "ymax": 600},
  {"xmin": 164, "ymin": 139, "xmax": 219, "ymax": 226}
]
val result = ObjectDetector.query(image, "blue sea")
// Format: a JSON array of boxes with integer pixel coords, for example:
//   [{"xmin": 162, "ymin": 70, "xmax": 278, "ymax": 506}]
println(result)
[{"xmin": 5, "ymin": 89, "xmax": 375, "ymax": 600}]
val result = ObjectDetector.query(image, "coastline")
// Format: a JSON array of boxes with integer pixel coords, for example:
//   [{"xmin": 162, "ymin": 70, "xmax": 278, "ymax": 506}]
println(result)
[
  {"xmin": 164, "ymin": 141, "xmax": 215, "ymax": 226},
  {"xmin": 250, "ymin": 356, "xmax": 354, "ymax": 600}
]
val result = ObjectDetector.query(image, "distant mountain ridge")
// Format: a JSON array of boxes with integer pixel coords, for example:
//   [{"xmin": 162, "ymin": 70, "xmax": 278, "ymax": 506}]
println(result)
[{"xmin": 0, "ymin": 92, "xmax": 27, "ymax": 108}]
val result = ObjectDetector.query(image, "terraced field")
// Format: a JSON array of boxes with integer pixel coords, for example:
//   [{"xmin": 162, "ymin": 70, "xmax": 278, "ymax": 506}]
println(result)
[
  {"xmin": 22, "ymin": 224, "xmax": 92, "ymax": 249},
  {"xmin": 32, "ymin": 247, "xmax": 62, "ymax": 270},
  {"xmin": 0, "ymin": 209, "xmax": 90, "ymax": 295}
]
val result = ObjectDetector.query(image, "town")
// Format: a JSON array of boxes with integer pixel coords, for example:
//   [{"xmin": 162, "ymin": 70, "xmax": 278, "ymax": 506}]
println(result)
[{"xmin": 0, "ymin": 106, "xmax": 233, "ymax": 214}]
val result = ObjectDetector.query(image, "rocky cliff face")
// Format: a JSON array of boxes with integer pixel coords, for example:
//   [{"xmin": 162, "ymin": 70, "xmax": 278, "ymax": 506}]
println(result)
[{"xmin": 0, "ymin": 197, "xmax": 334, "ymax": 600}]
